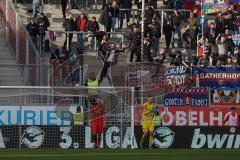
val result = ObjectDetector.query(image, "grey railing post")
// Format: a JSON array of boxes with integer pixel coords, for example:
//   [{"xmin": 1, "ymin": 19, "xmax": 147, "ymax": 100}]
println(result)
[
  {"xmin": 16, "ymin": 13, "xmax": 19, "ymax": 64},
  {"xmin": 5, "ymin": 0, "xmax": 9, "ymax": 44},
  {"xmin": 67, "ymin": 32, "xmax": 69, "ymax": 51}
]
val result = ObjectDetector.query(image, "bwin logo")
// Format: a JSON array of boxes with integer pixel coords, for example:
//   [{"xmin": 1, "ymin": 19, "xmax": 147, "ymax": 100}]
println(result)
[
  {"xmin": 153, "ymin": 127, "xmax": 175, "ymax": 149},
  {"xmin": 21, "ymin": 126, "xmax": 45, "ymax": 148}
]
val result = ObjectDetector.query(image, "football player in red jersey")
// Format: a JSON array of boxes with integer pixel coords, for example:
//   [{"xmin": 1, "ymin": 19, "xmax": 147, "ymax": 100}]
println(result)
[{"xmin": 90, "ymin": 98, "xmax": 106, "ymax": 148}]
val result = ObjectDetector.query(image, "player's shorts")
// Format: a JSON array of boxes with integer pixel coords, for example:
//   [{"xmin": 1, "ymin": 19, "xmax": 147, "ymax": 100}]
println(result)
[
  {"xmin": 142, "ymin": 122, "xmax": 154, "ymax": 133},
  {"xmin": 91, "ymin": 120, "xmax": 104, "ymax": 135}
]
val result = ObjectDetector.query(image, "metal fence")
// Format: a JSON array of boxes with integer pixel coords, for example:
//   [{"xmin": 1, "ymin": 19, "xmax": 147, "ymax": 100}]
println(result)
[{"xmin": 0, "ymin": 0, "xmax": 42, "ymax": 85}]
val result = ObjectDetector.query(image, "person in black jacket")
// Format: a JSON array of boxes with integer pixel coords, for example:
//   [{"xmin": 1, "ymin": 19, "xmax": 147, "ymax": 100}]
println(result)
[
  {"xmin": 63, "ymin": 12, "xmax": 76, "ymax": 51},
  {"xmin": 61, "ymin": 0, "xmax": 68, "ymax": 19},
  {"xmin": 129, "ymin": 25, "xmax": 141, "ymax": 62},
  {"xmin": 172, "ymin": 9, "xmax": 182, "ymax": 48},
  {"xmin": 37, "ymin": 13, "xmax": 50, "ymax": 50},
  {"xmin": 26, "ymin": 18, "xmax": 40, "ymax": 47},
  {"xmin": 110, "ymin": 1, "xmax": 120, "ymax": 32},
  {"xmin": 143, "ymin": 37, "xmax": 152, "ymax": 62},
  {"xmin": 99, "ymin": 42, "xmax": 124, "ymax": 82},
  {"xmin": 99, "ymin": 6, "xmax": 112, "ymax": 34},
  {"xmin": 119, "ymin": 0, "xmax": 132, "ymax": 29},
  {"xmin": 163, "ymin": 13, "xmax": 174, "ymax": 49},
  {"xmin": 204, "ymin": 22, "xmax": 219, "ymax": 46},
  {"xmin": 87, "ymin": 16, "xmax": 100, "ymax": 50},
  {"xmin": 170, "ymin": 50, "xmax": 182, "ymax": 66},
  {"xmin": 144, "ymin": 4, "xmax": 155, "ymax": 25},
  {"xmin": 149, "ymin": 18, "xmax": 161, "ymax": 56}
]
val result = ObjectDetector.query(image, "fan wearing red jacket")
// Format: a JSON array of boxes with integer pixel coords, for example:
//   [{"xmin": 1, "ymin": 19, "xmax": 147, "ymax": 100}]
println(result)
[{"xmin": 90, "ymin": 98, "xmax": 106, "ymax": 148}]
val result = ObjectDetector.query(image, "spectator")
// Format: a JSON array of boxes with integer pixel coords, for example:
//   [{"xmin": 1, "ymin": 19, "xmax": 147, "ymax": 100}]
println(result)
[
  {"xmin": 226, "ymin": 56, "xmax": 236, "ymax": 67},
  {"xmin": 71, "ymin": 0, "xmax": 78, "ymax": 9},
  {"xmin": 61, "ymin": 0, "xmax": 68, "ymax": 19},
  {"xmin": 26, "ymin": 18, "xmax": 40, "ymax": 47},
  {"xmin": 198, "ymin": 53, "xmax": 210, "ymax": 67},
  {"xmin": 163, "ymin": 13, "xmax": 174, "ymax": 49},
  {"xmin": 129, "ymin": 25, "xmax": 141, "ymax": 62},
  {"xmin": 182, "ymin": 46, "xmax": 192, "ymax": 67},
  {"xmin": 63, "ymin": 12, "xmax": 76, "ymax": 51},
  {"xmin": 119, "ymin": 0, "xmax": 132, "ymax": 29},
  {"xmin": 50, "ymin": 48, "xmax": 63, "ymax": 86},
  {"xmin": 102, "ymin": 0, "xmax": 112, "ymax": 10},
  {"xmin": 99, "ymin": 5, "xmax": 112, "ymax": 33},
  {"xmin": 36, "ymin": 13, "xmax": 50, "ymax": 50},
  {"xmin": 204, "ymin": 22, "xmax": 219, "ymax": 46},
  {"xmin": 75, "ymin": 12, "xmax": 88, "ymax": 53},
  {"xmin": 215, "ymin": 13, "xmax": 226, "ymax": 34},
  {"xmin": 197, "ymin": 37, "xmax": 210, "ymax": 57},
  {"xmin": 209, "ymin": 46, "xmax": 219, "ymax": 66},
  {"xmin": 99, "ymin": 42, "xmax": 123, "ymax": 82},
  {"xmin": 172, "ymin": 9, "xmax": 182, "ymax": 48},
  {"xmin": 223, "ymin": 29, "xmax": 235, "ymax": 55},
  {"xmin": 216, "ymin": 34, "xmax": 227, "ymax": 59},
  {"xmin": 32, "ymin": 0, "xmax": 43, "ymax": 18},
  {"xmin": 80, "ymin": 0, "xmax": 89, "ymax": 9},
  {"xmin": 145, "ymin": 4, "xmax": 155, "ymax": 25},
  {"xmin": 142, "ymin": 38, "xmax": 152, "ymax": 62},
  {"xmin": 151, "ymin": 48, "xmax": 166, "ymax": 79},
  {"xmin": 153, "ymin": 48, "xmax": 166, "ymax": 65},
  {"xmin": 183, "ymin": 12, "xmax": 199, "ymax": 49},
  {"xmin": 225, "ymin": 12, "xmax": 235, "ymax": 31},
  {"xmin": 174, "ymin": 0, "xmax": 183, "ymax": 10},
  {"xmin": 170, "ymin": 50, "xmax": 182, "ymax": 66},
  {"xmin": 110, "ymin": 0, "xmax": 120, "ymax": 33},
  {"xmin": 149, "ymin": 18, "xmax": 161, "ymax": 56},
  {"xmin": 87, "ymin": 16, "xmax": 100, "ymax": 50},
  {"xmin": 98, "ymin": 34, "xmax": 108, "ymax": 59}
]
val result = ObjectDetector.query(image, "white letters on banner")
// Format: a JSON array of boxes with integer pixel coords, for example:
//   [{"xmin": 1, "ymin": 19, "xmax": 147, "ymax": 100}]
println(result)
[
  {"xmin": 59, "ymin": 126, "xmax": 73, "ymax": 148},
  {"xmin": 191, "ymin": 128, "xmax": 240, "ymax": 149},
  {"xmin": 85, "ymin": 127, "xmax": 138, "ymax": 148},
  {"xmin": 0, "ymin": 129, "xmax": 6, "ymax": 148},
  {"xmin": 0, "ymin": 106, "xmax": 73, "ymax": 125}
]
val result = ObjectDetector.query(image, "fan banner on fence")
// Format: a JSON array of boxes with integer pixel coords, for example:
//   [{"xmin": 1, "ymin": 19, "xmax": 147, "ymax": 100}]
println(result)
[
  {"xmin": 0, "ymin": 126, "xmax": 240, "ymax": 149},
  {"xmin": 134, "ymin": 106, "xmax": 240, "ymax": 126},
  {"xmin": 232, "ymin": 33, "xmax": 240, "ymax": 46},
  {"xmin": 164, "ymin": 88, "xmax": 209, "ymax": 107},
  {"xmin": 165, "ymin": 66, "xmax": 190, "ymax": 87},
  {"xmin": 193, "ymin": 67, "xmax": 240, "ymax": 87},
  {"xmin": 127, "ymin": 63, "xmax": 166, "ymax": 90},
  {"xmin": 202, "ymin": 2, "xmax": 229, "ymax": 15},
  {"xmin": 211, "ymin": 88, "xmax": 240, "ymax": 105}
]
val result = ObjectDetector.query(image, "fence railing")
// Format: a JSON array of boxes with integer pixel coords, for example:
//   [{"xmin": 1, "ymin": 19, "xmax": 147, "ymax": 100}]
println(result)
[{"xmin": 49, "ymin": 31, "xmax": 129, "ymax": 53}]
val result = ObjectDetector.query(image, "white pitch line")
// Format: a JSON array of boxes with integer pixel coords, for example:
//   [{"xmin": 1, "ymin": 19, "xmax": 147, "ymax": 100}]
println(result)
[{"xmin": 0, "ymin": 152, "xmax": 186, "ymax": 157}]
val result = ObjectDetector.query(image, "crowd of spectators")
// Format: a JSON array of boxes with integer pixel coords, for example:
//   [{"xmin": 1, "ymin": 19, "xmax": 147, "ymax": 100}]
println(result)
[{"xmin": 24, "ymin": 0, "xmax": 240, "ymax": 85}]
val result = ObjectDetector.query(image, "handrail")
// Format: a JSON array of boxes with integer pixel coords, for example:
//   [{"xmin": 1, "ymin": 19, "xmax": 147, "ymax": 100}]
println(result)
[
  {"xmin": 120, "ymin": 8, "xmax": 191, "ymax": 12},
  {"xmin": 53, "ymin": 30, "xmax": 131, "ymax": 35},
  {"xmin": 8, "ymin": 0, "xmax": 41, "ymax": 63}
]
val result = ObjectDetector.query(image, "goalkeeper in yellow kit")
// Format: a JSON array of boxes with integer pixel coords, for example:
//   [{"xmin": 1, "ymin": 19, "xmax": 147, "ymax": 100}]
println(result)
[{"xmin": 140, "ymin": 97, "xmax": 157, "ymax": 148}]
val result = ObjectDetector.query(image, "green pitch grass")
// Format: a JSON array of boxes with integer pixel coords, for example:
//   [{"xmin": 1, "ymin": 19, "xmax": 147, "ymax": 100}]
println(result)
[{"xmin": 0, "ymin": 149, "xmax": 239, "ymax": 160}]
